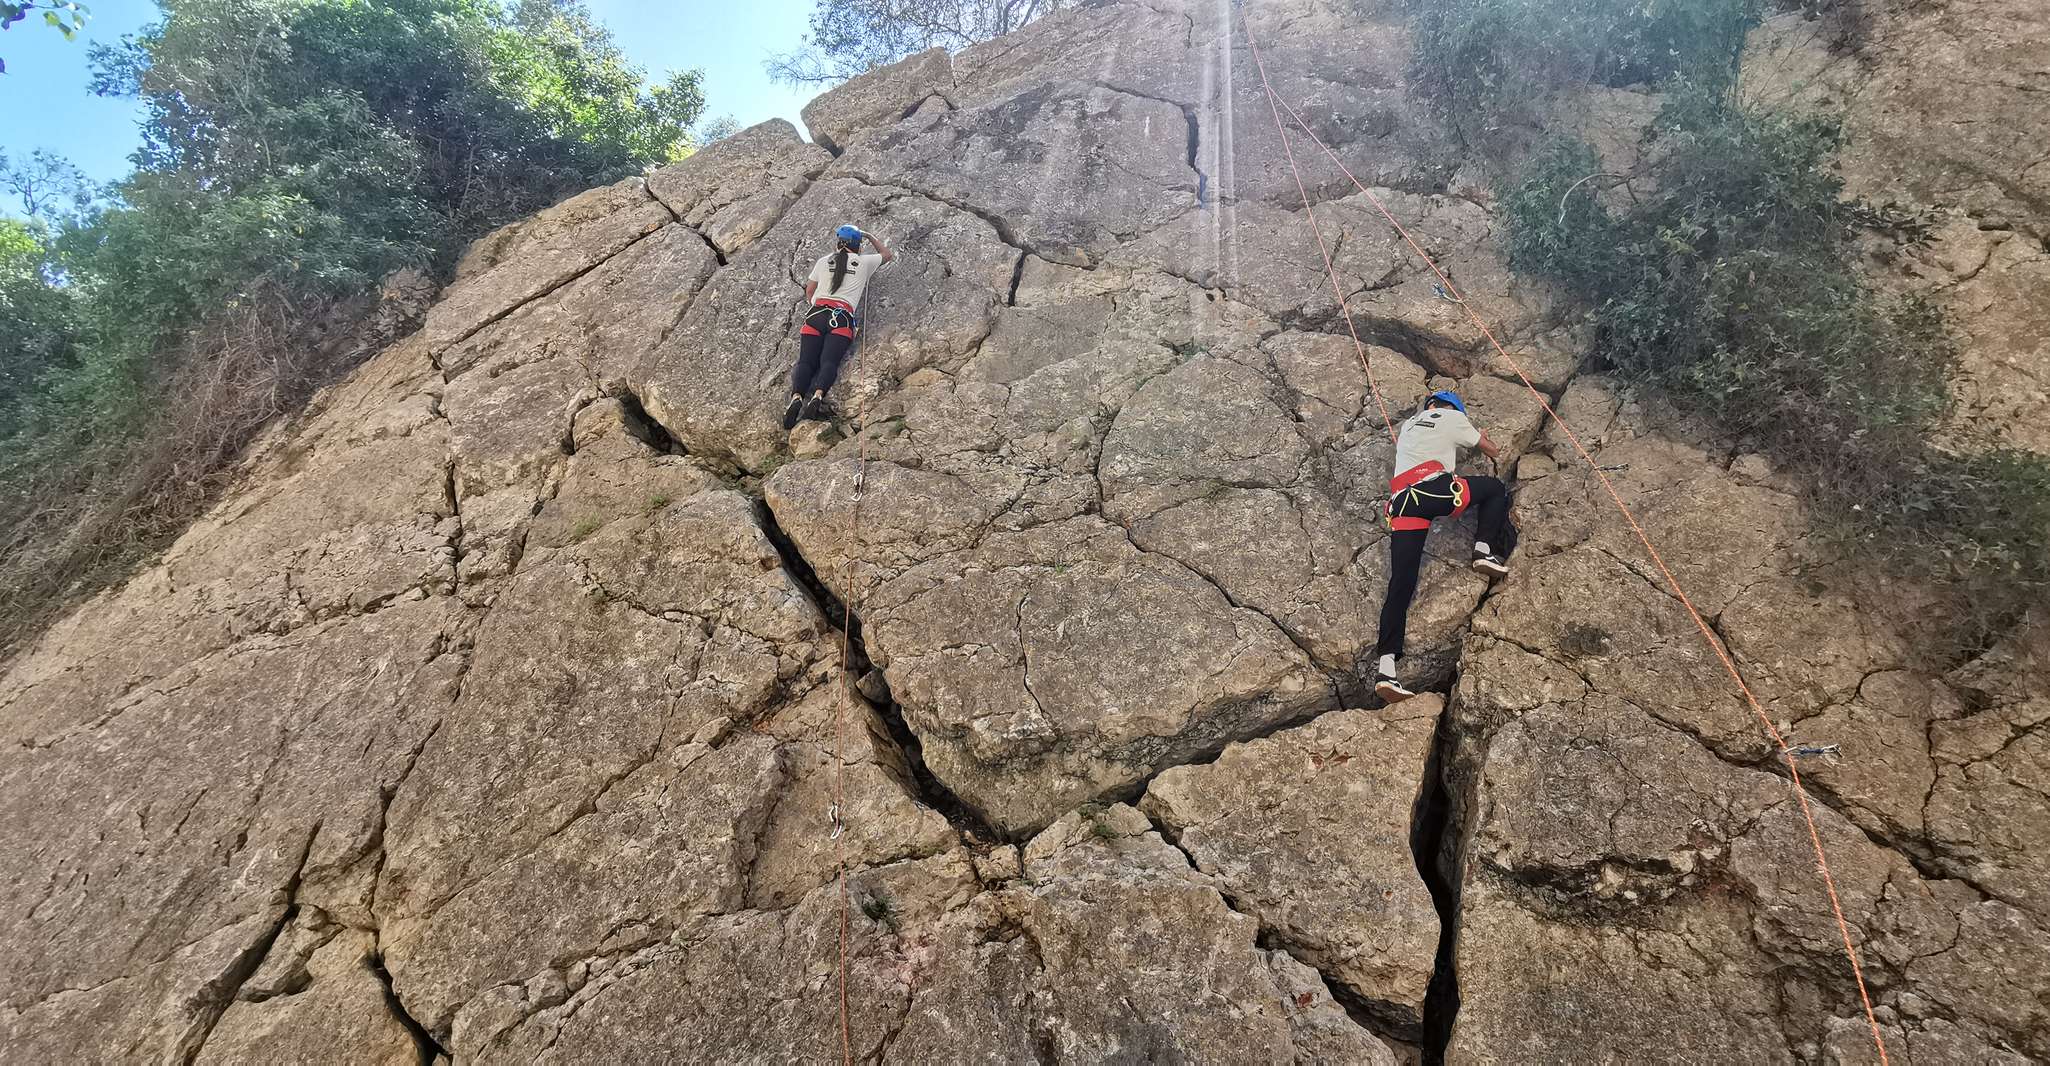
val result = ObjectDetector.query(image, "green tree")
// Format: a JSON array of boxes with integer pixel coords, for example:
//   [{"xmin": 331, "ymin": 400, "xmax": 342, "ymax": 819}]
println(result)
[
  {"xmin": 0, "ymin": 219, "xmax": 76, "ymax": 437},
  {"xmin": 90, "ymin": 0, "xmax": 705, "ymax": 268},
  {"xmin": 767, "ymin": 0, "xmax": 1069, "ymax": 86},
  {"xmin": 1, "ymin": 1, "xmax": 88, "ymax": 73},
  {"xmin": 0, "ymin": 0, "xmax": 714, "ymax": 648},
  {"xmin": 1406, "ymin": 0, "xmax": 1761, "ymax": 144}
]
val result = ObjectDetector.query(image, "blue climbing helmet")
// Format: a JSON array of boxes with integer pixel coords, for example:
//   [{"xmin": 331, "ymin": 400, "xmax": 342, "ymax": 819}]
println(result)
[
  {"xmin": 1427, "ymin": 390, "xmax": 1467, "ymax": 413},
  {"xmin": 834, "ymin": 224, "xmax": 863, "ymax": 246}
]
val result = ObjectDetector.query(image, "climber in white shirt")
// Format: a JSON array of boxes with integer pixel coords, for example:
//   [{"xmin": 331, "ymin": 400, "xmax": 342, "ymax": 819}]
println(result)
[
  {"xmin": 1373, "ymin": 390, "xmax": 1516, "ymax": 703},
  {"xmin": 782, "ymin": 223, "xmax": 895, "ymax": 430}
]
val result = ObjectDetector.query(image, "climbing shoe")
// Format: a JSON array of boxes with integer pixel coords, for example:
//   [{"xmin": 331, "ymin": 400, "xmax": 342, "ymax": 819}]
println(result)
[
  {"xmin": 1471, "ymin": 552, "xmax": 1510, "ymax": 578},
  {"xmin": 780, "ymin": 395, "xmax": 805, "ymax": 431},
  {"xmin": 1374, "ymin": 673, "xmax": 1416, "ymax": 704},
  {"xmin": 802, "ymin": 394, "xmax": 835, "ymax": 422}
]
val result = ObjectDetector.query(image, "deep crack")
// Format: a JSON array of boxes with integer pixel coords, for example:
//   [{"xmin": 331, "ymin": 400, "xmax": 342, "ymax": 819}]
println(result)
[
  {"xmin": 175, "ymin": 825, "xmax": 319, "ymax": 1064},
  {"xmin": 611, "ymin": 385, "xmax": 685, "ymax": 455},
  {"xmin": 752, "ymin": 496, "xmax": 1003, "ymax": 844},
  {"xmin": 1182, "ymin": 103, "xmax": 1209, "ymax": 206},
  {"xmin": 369, "ymin": 948, "xmax": 448, "ymax": 1065},
  {"xmin": 1006, "ymin": 249, "xmax": 1028, "ymax": 307},
  {"xmin": 1413, "ymin": 690, "xmax": 1466, "ymax": 1065}
]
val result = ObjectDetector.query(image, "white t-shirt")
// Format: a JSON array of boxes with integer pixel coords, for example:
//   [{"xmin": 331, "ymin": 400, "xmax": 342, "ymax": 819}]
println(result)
[
  {"xmin": 808, "ymin": 250, "xmax": 889, "ymax": 311},
  {"xmin": 1392, "ymin": 407, "xmax": 1481, "ymax": 480}
]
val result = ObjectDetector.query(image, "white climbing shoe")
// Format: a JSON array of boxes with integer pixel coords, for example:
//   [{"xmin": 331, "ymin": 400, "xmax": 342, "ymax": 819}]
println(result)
[
  {"xmin": 1471, "ymin": 552, "xmax": 1510, "ymax": 578},
  {"xmin": 1374, "ymin": 673, "xmax": 1416, "ymax": 703}
]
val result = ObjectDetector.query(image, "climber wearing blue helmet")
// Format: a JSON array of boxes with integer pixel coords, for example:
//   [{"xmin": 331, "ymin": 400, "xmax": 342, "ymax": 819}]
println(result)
[
  {"xmin": 783, "ymin": 222, "xmax": 896, "ymax": 429},
  {"xmin": 1372, "ymin": 389, "xmax": 1517, "ymax": 703}
]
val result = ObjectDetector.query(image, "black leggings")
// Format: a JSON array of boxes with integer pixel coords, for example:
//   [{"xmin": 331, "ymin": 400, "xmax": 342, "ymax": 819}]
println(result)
[
  {"xmin": 791, "ymin": 304, "xmax": 855, "ymax": 397},
  {"xmin": 1375, "ymin": 474, "xmax": 1515, "ymax": 659}
]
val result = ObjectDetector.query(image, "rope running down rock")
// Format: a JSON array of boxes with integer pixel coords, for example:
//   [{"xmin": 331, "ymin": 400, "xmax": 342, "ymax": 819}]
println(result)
[{"xmin": 1239, "ymin": 10, "xmax": 1891, "ymax": 1062}]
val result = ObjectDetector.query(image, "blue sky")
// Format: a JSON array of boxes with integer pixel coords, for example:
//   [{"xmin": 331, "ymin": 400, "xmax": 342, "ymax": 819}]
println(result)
[{"xmin": 0, "ymin": 0, "xmax": 822, "ymax": 205}]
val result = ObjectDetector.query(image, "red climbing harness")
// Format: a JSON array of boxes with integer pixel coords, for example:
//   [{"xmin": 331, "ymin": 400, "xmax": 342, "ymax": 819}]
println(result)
[
  {"xmin": 801, "ymin": 301, "xmax": 858, "ymax": 339},
  {"xmin": 1386, "ymin": 461, "xmax": 1470, "ymax": 532}
]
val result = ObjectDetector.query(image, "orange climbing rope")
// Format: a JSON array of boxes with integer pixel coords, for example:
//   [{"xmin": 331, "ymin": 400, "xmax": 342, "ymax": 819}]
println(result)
[
  {"xmin": 1239, "ymin": 14, "xmax": 1891, "ymax": 1064},
  {"xmin": 830, "ymin": 319, "xmax": 876, "ymax": 1066},
  {"xmin": 1250, "ymin": 71, "xmax": 1398, "ymax": 440}
]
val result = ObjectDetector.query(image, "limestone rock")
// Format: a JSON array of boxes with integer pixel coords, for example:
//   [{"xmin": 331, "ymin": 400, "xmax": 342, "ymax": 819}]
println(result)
[
  {"xmin": 451, "ymin": 175, "xmax": 657, "ymax": 282},
  {"xmin": 449, "ymin": 851, "xmax": 987, "ymax": 1061},
  {"xmin": 636, "ymin": 176, "xmax": 1016, "ymax": 470},
  {"xmin": 385, "ymin": 733, "xmax": 791, "ymax": 1034},
  {"xmin": 1746, "ymin": 2, "xmax": 2050, "ymax": 451},
  {"xmin": 196, "ymin": 921, "xmax": 418, "ymax": 1065},
  {"xmin": 855, "ymin": 514, "xmax": 1333, "ymax": 834},
  {"xmin": 4, "ymin": 0, "xmax": 2045, "ymax": 1060},
  {"xmin": 1448, "ymin": 669, "xmax": 2050, "ymax": 1063},
  {"xmin": 647, "ymin": 119, "xmax": 832, "ymax": 256},
  {"xmin": 1744, "ymin": 2, "xmax": 2050, "ymax": 239},
  {"xmin": 954, "ymin": 1, "xmax": 1212, "ymax": 109},
  {"xmin": 1207, "ymin": 1, "xmax": 1455, "ymax": 208},
  {"xmin": 1858, "ymin": 213, "xmax": 2050, "ymax": 453},
  {"xmin": 990, "ymin": 806, "xmax": 1402, "ymax": 1063},
  {"xmin": 801, "ymin": 46, "xmax": 955, "ymax": 154},
  {"xmin": 426, "ymin": 178, "xmax": 672, "ymax": 355},
  {"xmin": 787, "ymin": 417, "xmax": 843, "ymax": 459},
  {"xmin": 0, "ymin": 600, "xmax": 465, "ymax": 1060},
  {"xmin": 834, "ymin": 79, "xmax": 1202, "ymax": 267},
  {"xmin": 1444, "ymin": 379, "xmax": 2050, "ymax": 1062},
  {"xmin": 1117, "ymin": 188, "xmax": 1568, "ymax": 383},
  {"xmin": 1143, "ymin": 698, "xmax": 1443, "ymax": 1033}
]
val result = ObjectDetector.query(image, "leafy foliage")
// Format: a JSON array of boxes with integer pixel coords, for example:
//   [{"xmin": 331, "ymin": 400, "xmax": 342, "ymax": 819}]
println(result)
[
  {"xmin": 1501, "ymin": 88, "xmax": 2050, "ymax": 646},
  {"xmin": 1406, "ymin": 0, "xmax": 1762, "ymax": 143},
  {"xmin": 694, "ymin": 114, "xmax": 742, "ymax": 146},
  {"xmin": 0, "ymin": 219, "xmax": 77, "ymax": 437},
  {"xmin": 767, "ymin": 0, "xmax": 1069, "ymax": 86},
  {"xmin": 0, "ymin": 0, "xmax": 713, "ymax": 649},
  {"xmin": 0, "ymin": 0, "xmax": 88, "ymax": 73}
]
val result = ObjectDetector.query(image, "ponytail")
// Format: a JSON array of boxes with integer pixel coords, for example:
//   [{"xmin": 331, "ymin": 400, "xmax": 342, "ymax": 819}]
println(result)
[{"xmin": 828, "ymin": 247, "xmax": 851, "ymax": 294}]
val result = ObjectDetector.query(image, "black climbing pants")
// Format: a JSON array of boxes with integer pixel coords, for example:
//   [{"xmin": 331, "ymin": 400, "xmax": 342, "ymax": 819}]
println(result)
[
  {"xmin": 1374, "ymin": 474, "xmax": 1516, "ymax": 659},
  {"xmin": 791, "ymin": 304, "xmax": 856, "ymax": 397}
]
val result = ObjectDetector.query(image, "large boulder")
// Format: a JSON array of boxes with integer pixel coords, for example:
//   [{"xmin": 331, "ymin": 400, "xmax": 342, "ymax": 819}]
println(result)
[
  {"xmin": 840, "ymin": 511, "xmax": 1331, "ymax": 834},
  {"xmin": 425, "ymin": 178, "xmax": 673, "ymax": 356},
  {"xmin": 833, "ymin": 79, "xmax": 1203, "ymax": 267},
  {"xmin": 801, "ymin": 46, "xmax": 956, "ymax": 154}
]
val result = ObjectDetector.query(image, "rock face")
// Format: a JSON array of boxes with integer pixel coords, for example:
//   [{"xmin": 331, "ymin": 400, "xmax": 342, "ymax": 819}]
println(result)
[
  {"xmin": 3, "ymin": 0, "xmax": 2045, "ymax": 1062},
  {"xmin": 1144, "ymin": 697, "xmax": 1445, "ymax": 1037},
  {"xmin": 1745, "ymin": 0, "xmax": 2050, "ymax": 453},
  {"xmin": 1444, "ymin": 379, "xmax": 2050, "ymax": 1063}
]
